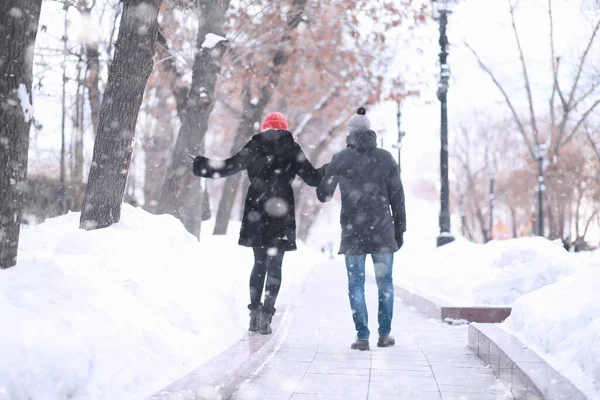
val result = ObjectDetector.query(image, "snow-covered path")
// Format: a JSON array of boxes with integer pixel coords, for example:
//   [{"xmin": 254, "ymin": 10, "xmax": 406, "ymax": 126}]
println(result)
[{"xmin": 232, "ymin": 259, "xmax": 514, "ymax": 400}]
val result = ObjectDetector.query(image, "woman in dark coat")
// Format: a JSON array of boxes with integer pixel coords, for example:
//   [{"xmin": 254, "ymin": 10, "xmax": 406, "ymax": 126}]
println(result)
[{"xmin": 192, "ymin": 112, "xmax": 325, "ymax": 334}]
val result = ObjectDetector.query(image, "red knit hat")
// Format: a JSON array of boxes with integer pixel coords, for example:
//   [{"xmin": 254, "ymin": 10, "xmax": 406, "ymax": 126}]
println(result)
[{"xmin": 261, "ymin": 112, "xmax": 289, "ymax": 131}]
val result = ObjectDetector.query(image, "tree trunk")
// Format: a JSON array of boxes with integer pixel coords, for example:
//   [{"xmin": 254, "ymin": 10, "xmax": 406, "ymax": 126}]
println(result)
[
  {"xmin": 0, "ymin": 0, "xmax": 43, "ymax": 268},
  {"xmin": 77, "ymin": 0, "xmax": 102, "ymax": 135},
  {"xmin": 509, "ymin": 206, "xmax": 518, "ymax": 238},
  {"xmin": 70, "ymin": 59, "xmax": 85, "ymax": 211},
  {"xmin": 143, "ymin": 85, "xmax": 172, "ymax": 213},
  {"xmin": 80, "ymin": 0, "xmax": 162, "ymax": 230},
  {"xmin": 156, "ymin": 0, "xmax": 230, "ymax": 239},
  {"xmin": 213, "ymin": 85, "xmax": 264, "ymax": 235}
]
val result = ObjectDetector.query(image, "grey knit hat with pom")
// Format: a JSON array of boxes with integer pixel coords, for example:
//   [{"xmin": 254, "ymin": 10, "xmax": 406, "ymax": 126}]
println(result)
[{"xmin": 346, "ymin": 107, "xmax": 371, "ymax": 134}]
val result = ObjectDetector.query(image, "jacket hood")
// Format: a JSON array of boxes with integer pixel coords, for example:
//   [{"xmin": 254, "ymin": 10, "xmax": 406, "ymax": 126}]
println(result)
[
  {"xmin": 346, "ymin": 129, "xmax": 377, "ymax": 151},
  {"xmin": 253, "ymin": 129, "xmax": 295, "ymax": 155}
]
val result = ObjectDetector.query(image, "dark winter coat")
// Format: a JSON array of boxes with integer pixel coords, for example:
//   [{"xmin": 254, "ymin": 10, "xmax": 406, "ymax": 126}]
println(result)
[
  {"xmin": 193, "ymin": 130, "xmax": 324, "ymax": 251},
  {"xmin": 317, "ymin": 130, "xmax": 406, "ymax": 255}
]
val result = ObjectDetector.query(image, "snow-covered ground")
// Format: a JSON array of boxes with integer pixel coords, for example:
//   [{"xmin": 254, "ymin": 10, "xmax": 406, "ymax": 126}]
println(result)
[
  {"xmin": 0, "ymin": 205, "xmax": 322, "ymax": 400},
  {"xmin": 395, "ymin": 235, "xmax": 578, "ymax": 307},
  {"xmin": 504, "ymin": 255, "xmax": 600, "ymax": 400}
]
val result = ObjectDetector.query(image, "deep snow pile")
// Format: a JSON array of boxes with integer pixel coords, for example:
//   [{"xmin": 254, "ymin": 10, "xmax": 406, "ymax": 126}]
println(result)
[
  {"xmin": 0, "ymin": 205, "xmax": 321, "ymax": 399},
  {"xmin": 395, "ymin": 234, "xmax": 577, "ymax": 307},
  {"xmin": 504, "ymin": 259, "xmax": 600, "ymax": 399}
]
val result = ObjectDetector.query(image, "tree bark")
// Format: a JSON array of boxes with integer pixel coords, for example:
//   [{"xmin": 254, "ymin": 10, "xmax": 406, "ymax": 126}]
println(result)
[
  {"xmin": 80, "ymin": 0, "xmax": 162, "ymax": 230},
  {"xmin": 71, "ymin": 60, "xmax": 85, "ymax": 211},
  {"xmin": 77, "ymin": 0, "xmax": 102, "ymax": 135},
  {"xmin": 0, "ymin": 0, "xmax": 43, "ymax": 268},
  {"xmin": 156, "ymin": 0, "xmax": 230, "ymax": 238}
]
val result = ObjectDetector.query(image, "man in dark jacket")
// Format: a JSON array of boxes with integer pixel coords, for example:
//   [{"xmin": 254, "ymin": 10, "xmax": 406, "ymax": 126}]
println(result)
[
  {"xmin": 317, "ymin": 107, "xmax": 406, "ymax": 351},
  {"xmin": 193, "ymin": 112, "xmax": 325, "ymax": 335}
]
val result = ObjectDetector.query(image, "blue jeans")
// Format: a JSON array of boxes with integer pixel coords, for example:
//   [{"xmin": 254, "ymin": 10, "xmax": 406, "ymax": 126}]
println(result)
[{"xmin": 344, "ymin": 253, "xmax": 394, "ymax": 340}]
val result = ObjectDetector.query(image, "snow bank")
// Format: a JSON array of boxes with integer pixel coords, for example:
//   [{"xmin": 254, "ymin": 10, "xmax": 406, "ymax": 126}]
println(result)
[
  {"xmin": 504, "ymin": 262, "xmax": 600, "ymax": 399},
  {"xmin": 395, "ymin": 235, "xmax": 577, "ymax": 307},
  {"xmin": 0, "ymin": 205, "xmax": 321, "ymax": 399}
]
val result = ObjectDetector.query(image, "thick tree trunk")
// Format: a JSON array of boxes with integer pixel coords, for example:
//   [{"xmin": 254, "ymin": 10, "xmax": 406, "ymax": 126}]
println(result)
[
  {"xmin": 143, "ymin": 85, "xmax": 172, "ymax": 213},
  {"xmin": 0, "ymin": 0, "xmax": 43, "ymax": 268},
  {"xmin": 156, "ymin": 0, "xmax": 230, "ymax": 238},
  {"xmin": 80, "ymin": 0, "xmax": 162, "ymax": 230}
]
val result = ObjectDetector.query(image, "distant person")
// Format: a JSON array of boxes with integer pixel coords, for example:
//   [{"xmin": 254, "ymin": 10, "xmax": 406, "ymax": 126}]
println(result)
[
  {"xmin": 192, "ymin": 113, "xmax": 326, "ymax": 335},
  {"xmin": 317, "ymin": 107, "xmax": 406, "ymax": 351}
]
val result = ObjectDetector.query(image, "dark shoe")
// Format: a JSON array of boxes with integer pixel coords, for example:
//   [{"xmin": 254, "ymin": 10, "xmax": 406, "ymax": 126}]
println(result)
[
  {"xmin": 248, "ymin": 308, "xmax": 260, "ymax": 332},
  {"xmin": 350, "ymin": 339, "xmax": 370, "ymax": 351},
  {"xmin": 259, "ymin": 305, "xmax": 275, "ymax": 335},
  {"xmin": 377, "ymin": 335, "xmax": 395, "ymax": 347}
]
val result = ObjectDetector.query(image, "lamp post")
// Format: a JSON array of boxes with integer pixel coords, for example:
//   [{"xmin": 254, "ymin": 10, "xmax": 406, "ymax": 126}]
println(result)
[
  {"xmin": 433, "ymin": 0, "xmax": 455, "ymax": 247},
  {"xmin": 488, "ymin": 165, "xmax": 495, "ymax": 242},
  {"xmin": 394, "ymin": 101, "xmax": 407, "ymax": 176},
  {"xmin": 534, "ymin": 143, "xmax": 547, "ymax": 237}
]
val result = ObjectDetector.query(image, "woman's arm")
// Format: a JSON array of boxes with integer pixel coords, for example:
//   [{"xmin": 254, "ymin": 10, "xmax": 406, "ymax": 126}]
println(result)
[
  {"xmin": 294, "ymin": 144, "xmax": 325, "ymax": 187},
  {"xmin": 193, "ymin": 143, "xmax": 253, "ymax": 178}
]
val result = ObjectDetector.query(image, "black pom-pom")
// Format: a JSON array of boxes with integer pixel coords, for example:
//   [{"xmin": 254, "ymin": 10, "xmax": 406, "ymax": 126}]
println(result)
[{"xmin": 357, "ymin": 107, "xmax": 366, "ymax": 115}]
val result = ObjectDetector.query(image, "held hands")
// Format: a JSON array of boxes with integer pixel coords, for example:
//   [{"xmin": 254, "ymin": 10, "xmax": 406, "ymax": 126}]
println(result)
[{"xmin": 396, "ymin": 233, "xmax": 404, "ymax": 249}]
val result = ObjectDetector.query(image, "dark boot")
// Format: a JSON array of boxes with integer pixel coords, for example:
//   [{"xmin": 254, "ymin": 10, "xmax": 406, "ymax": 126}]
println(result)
[
  {"xmin": 350, "ymin": 339, "xmax": 370, "ymax": 351},
  {"xmin": 377, "ymin": 335, "xmax": 395, "ymax": 348},
  {"xmin": 259, "ymin": 305, "xmax": 275, "ymax": 335},
  {"xmin": 248, "ymin": 304, "xmax": 261, "ymax": 332}
]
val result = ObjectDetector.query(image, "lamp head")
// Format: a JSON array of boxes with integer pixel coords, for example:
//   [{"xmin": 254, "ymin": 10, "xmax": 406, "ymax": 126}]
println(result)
[{"xmin": 432, "ymin": 0, "xmax": 455, "ymax": 20}]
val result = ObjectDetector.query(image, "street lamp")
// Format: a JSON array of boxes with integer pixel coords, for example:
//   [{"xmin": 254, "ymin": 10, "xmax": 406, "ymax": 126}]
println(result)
[
  {"xmin": 534, "ymin": 143, "xmax": 547, "ymax": 237},
  {"xmin": 432, "ymin": 0, "xmax": 455, "ymax": 247},
  {"xmin": 393, "ymin": 101, "xmax": 407, "ymax": 177}
]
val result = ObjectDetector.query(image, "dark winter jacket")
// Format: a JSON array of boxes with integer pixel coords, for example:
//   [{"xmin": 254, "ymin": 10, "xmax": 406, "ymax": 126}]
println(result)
[
  {"xmin": 317, "ymin": 130, "xmax": 406, "ymax": 255},
  {"xmin": 193, "ymin": 130, "xmax": 324, "ymax": 251}
]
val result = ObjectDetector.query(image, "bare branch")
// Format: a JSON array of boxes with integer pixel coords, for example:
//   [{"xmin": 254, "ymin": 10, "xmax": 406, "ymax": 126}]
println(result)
[
  {"xmin": 562, "ymin": 98, "xmax": 600, "ymax": 147},
  {"xmin": 465, "ymin": 42, "xmax": 535, "ymax": 159},
  {"xmin": 584, "ymin": 124, "xmax": 600, "ymax": 161},
  {"xmin": 293, "ymin": 86, "xmax": 340, "ymax": 138},
  {"xmin": 549, "ymin": 0, "xmax": 558, "ymax": 129},
  {"xmin": 509, "ymin": 0, "xmax": 539, "ymax": 144},
  {"xmin": 566, "ymin": 17, "xmax": 600, "ymax": 108}
]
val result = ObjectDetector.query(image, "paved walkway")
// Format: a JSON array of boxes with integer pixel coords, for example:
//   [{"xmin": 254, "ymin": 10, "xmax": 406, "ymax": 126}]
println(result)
[{"xmin": 231, "ymin": 260, "xmax": 514, "ymax": 400}]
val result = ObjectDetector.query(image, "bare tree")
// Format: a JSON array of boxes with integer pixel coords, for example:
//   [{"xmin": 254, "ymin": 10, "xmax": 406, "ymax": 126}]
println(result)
[
  {"xmin": 80, "ymin": 0, "xmax": 163, "ymax": 230},
  {"xmin": 156, "ymin": 0, "xmax": 231, "ymax": 238},
  {"xmin": 0, "ymin": 0, "xmax": 43, "ymax": 268},
  {"xmin": 466, "ymin": 0, "xmax": 600, "ymax": 160},
  {"xmin": 212, "ymin": 0, "xmax": 309, "ymax": 235}
]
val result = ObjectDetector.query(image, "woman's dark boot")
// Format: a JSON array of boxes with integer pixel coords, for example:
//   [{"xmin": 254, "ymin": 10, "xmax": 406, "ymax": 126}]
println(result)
[
  {"xmin": 248, "ymin": 304, "xmax": 260, "ymax": 332},
  {"xmin": 259, "ymin": 305, "xmax": 275, "ymax": 335}
]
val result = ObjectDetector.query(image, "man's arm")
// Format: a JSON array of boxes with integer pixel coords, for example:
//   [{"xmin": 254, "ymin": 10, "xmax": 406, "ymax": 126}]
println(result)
[
  {"xmin": 317, "ymin": 155, "xmax": 340, "ymax": 203},
  {"xmin": 193, "ymin": 142, "xmax": 253, "ymax": 178},
  {"xmin": 295, "ymin": 144, "xmax": 325, "ymax": 187},
  {"xmin": 387, "ymin": 159, "xmax": 406, "ymax": 243}
]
